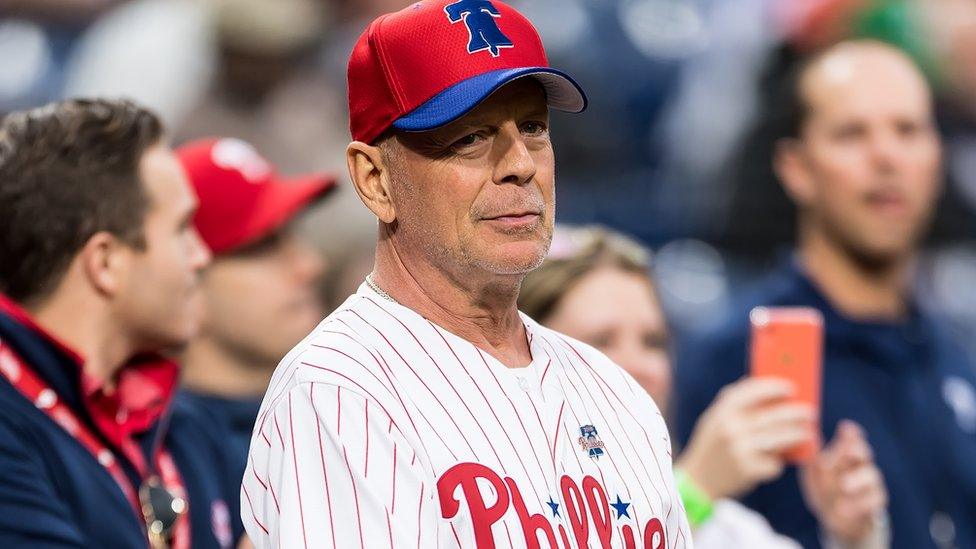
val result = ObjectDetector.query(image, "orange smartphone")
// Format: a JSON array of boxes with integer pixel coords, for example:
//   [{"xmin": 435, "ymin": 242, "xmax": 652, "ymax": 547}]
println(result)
[{"xmin": 749, "ymin": 306, "xmax": 824, "ymax": 463}]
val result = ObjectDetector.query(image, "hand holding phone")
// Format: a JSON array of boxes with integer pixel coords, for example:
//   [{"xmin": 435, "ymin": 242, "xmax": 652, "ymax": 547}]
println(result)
[{"xmin": 749, "ymin": 306, "xmax": 824, "ymax": 463}]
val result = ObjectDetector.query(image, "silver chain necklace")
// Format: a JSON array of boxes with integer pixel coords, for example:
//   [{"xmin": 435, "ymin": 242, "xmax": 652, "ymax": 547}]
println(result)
[{"xmin": 365, "ymin": 273, "xmax": 398, "ymax": 304}]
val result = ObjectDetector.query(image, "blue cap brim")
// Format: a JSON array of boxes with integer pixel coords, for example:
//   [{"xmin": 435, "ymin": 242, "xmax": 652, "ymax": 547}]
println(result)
[{"xmin": 392, "ymin": 67, "xmax": 587, "ymax": 133}]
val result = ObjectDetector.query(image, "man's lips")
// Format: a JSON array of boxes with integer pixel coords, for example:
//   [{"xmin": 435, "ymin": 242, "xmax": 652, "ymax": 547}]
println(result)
[
  {"xmin": 481, "ymin": 213, "xmax": 541, "ymax": 228},
  {"xmin": 864, "ymin": 191, "xmax": 909, "ymax": 215},
  {"xmin": 482, "ymin": 211, "xmax": 540, "ymax": 221}
]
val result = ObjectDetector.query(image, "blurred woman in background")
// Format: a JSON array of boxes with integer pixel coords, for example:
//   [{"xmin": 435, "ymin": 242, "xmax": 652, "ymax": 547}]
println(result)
[{"xmin": 519, "ymin": 225, "xmax": 889, "ymax": 548}]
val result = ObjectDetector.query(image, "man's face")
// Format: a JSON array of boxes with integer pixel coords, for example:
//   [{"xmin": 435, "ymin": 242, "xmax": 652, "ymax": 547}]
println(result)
[
  {"xmin": 200, "ymin": 229, "xmax": 326, "ymax": 366},
  {"xmin": 783, "ymin": 46, "xmax": 943, "ymax": 266},
  {"xmin": 115, "ymin": 145, "xmax": 211, "ymax": 350},
  {"xmin": 386, "ymin": 79, "xmax": 555, "ymax": 283}
]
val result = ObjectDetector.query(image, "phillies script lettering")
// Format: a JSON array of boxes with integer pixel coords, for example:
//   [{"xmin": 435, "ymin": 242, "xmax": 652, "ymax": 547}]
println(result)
[{"xmin": 437, "ymin": 462, "xmax": 666, "ymax": 549}]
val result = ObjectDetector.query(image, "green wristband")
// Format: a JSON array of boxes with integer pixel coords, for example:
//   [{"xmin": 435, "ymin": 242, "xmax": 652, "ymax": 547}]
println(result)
[{"xmin": 674, "ymin": 468, "xmax": 714, "ymax": 528}]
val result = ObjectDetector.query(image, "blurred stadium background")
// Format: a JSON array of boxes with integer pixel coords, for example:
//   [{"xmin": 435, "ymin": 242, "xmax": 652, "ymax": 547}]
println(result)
[{"xmin": 3, "ymin": 0, "xmax": 976, "ymax": 352}]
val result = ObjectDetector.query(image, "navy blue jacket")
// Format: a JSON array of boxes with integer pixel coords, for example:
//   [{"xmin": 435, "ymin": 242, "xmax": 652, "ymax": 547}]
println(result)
[
  {"xmin": 167, "ymin": 398, "xmax": 245, "ymax": 548},
  {"xmin": 675, "ymin": 260, "xmax": 976, "ymax": 549},
  {"xmin": 172, "ymin": 390, "xmax": 262, "ymax": 546},
  {"xmin": 0, "ymin": 299, "xmax": 239, "ymax": 548}
]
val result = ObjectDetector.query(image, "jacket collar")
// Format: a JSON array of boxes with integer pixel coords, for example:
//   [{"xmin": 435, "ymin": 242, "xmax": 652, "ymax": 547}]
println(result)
[{"xmin": 0, "ymin": 293, "xmax": 180, "ymax": 459}]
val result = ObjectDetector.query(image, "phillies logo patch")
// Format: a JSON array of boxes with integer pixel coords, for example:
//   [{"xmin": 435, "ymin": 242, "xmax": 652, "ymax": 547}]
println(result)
[
  {"xmin": 578, "ymin": 424, "xmax": 606, "ymax": 460},
  {"xmin": 444, "ymin": 0, "xmax": 514, "ymax": 57}
]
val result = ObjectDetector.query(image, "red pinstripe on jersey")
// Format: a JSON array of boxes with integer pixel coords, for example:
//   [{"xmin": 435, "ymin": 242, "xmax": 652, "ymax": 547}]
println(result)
[{"xmin": 241, "ymin": 283, "xmax": 691, "ymax": 548}]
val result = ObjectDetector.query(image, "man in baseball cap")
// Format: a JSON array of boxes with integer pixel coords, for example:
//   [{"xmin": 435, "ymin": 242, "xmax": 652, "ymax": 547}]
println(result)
[
  {"xmin": 243, "ymin": 1, "xmax": 691, "ymax": 548},
  {"xmin": 171, "ymin": 137, "xmax": 334, "ymax": 547}
]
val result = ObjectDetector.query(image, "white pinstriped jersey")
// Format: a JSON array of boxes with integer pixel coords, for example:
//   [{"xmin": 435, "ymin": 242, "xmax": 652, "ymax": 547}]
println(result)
[{"xmin": 242, "ymin": 283, "xmax": 692, "ymax": 548}]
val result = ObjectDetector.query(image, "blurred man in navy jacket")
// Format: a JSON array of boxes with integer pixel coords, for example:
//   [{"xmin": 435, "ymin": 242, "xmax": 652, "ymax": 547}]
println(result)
[
  {"xmin": 0, "ymin": 98, "xmax": 247, "ymax": 548},
  {"xmin": 172, "ymin": 137, "xmax": 334, "ymax": 542},
  {"xmin": 676, "ymin": 41, "xmax": 976, "ymax": 548}
]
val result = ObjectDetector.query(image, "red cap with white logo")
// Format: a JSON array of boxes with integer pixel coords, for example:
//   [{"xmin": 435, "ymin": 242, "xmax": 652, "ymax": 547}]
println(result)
[{"xmin": 177, "ymin": 138, "xmax": 336, "ymax": 255}]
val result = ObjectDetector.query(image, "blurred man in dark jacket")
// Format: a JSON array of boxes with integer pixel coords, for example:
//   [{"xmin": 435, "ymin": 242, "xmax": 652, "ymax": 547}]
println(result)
[
  {"xmin": 676, "ymin": 40, "xmax": 976, "ymax": 548},
  {"xmin": 0, "ymin": 98, "xmax": 237, "ymax": 548}
]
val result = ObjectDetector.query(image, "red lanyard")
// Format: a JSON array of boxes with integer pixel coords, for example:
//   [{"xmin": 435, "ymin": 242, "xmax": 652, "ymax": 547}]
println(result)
[{"xmin": 0, "ymin": 342, "xmax": 190, "ymax": 549}]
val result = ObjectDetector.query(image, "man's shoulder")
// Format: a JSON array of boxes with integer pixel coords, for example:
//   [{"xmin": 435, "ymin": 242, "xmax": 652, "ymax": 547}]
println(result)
[
  {"xmin": 306, "ymin": 289, "xmax": 433, "ymax": 353},
  {"xmin": 170, "ymin": 389, "xmax": 228, "ymax": 442},
  {"xmin": 672, "ymin": 266, "xmax": 817, "ymax": 404},
  {"xmin": 0, "ymin": 401, "xmax": 39, "ymax": 454},
  {"xmin": 296, "ymin": 300, "xmax": 398, "ymax": 375},
  {"xmin": 0, "ymin": 382, "xmax": 84, "ymax": 486},
  {"xmin": 172, "ymin": 388, "xmax": 211, "ymax": 418},
  {"xmin": 262, "ymin": 298, "xmax": 409, "ymax": 415},
  {"xmin": 925, "ymin": 315, "xmax": 976, "ymax": 380},
  {"xmin": 0, "ymin": 377, "xmax": 57, "ymax": 449}
]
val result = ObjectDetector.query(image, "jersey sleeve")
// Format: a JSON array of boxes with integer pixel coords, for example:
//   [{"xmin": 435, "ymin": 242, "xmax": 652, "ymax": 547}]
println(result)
[
  {"xmin": 0, "ymin": 419, "xmax": 86, "ymax": 548},
  {"xmin": 241, "ymin": 382, "xmax": 438, "ymax": 549}
]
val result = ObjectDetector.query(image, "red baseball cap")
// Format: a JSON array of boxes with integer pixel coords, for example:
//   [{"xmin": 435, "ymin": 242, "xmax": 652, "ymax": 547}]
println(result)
[
  {"xmin": 177, "ymin": 138, "xmax": 336, "ymax": 255},
  {"xmin": 347, "ymin": 0, "xmax": 587, "ymax": 144}
]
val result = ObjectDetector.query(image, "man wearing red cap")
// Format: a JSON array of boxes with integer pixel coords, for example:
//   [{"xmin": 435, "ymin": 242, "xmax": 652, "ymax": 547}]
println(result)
[
  {"xmin": 170, "ymin": 137, "xmax": 335, "ymax": 546},
  {"xmin": 242, "ymin": 1, "xmax": 692, "ymax": 548}
]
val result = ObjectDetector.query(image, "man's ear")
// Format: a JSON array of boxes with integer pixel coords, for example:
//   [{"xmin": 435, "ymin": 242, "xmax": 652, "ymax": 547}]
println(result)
[
  {"xmin": 346, "ymin": 140, "xmax": 397, "ymax": 224},
  {"xmin": 774, "ymin": 137, "xmax": 817, "ymax": 207},
  {"xmin": 78, "ymin": 232, "xmax": 131, "ymax": 298}
]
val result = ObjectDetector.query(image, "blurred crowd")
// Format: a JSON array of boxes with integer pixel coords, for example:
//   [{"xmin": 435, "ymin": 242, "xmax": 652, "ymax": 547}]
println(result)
[
  {"xmin": 2, "ymin": 0, "xmax": 976, "ymax": 548},
  {"xmin": 6, "ymin": 0, "xmax": 976, "ymax": 333}
]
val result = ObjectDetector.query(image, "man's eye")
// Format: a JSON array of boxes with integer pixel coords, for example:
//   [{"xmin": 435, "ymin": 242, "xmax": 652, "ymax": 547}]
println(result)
[
  {"xmin": 643, "ymin": 333, "xmax": 668, "ymax": 351},
  {"xmin": 896, "ymin": 120, "xmax": 922, "ymax": 138},
  {"xmin": 454, "ymin": 133, "xmax": 483, "ymax": 147},
  {"xmin": 522, "ymin": 121, "xmax": 547, "ymax": 135},
  {"xmin": 833, "ymin": 124, "xmax": 865, "ymax": 141}
]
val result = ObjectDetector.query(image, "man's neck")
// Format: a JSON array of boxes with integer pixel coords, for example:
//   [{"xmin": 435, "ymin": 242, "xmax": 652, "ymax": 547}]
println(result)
[
  {"xmin": 371, "ymin": 240, "xmax": 532, "ymax": 368},
  {"xmin": 798, "ymin": 230, "xmax": 913, "ymax": 321},
  {"xmin": 181, "ymin": 339, "xmax": 274, "ymax": 399},
  {"xmin": 29, "ymin": 294, "xmax": 131, "ymax": 387}
]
